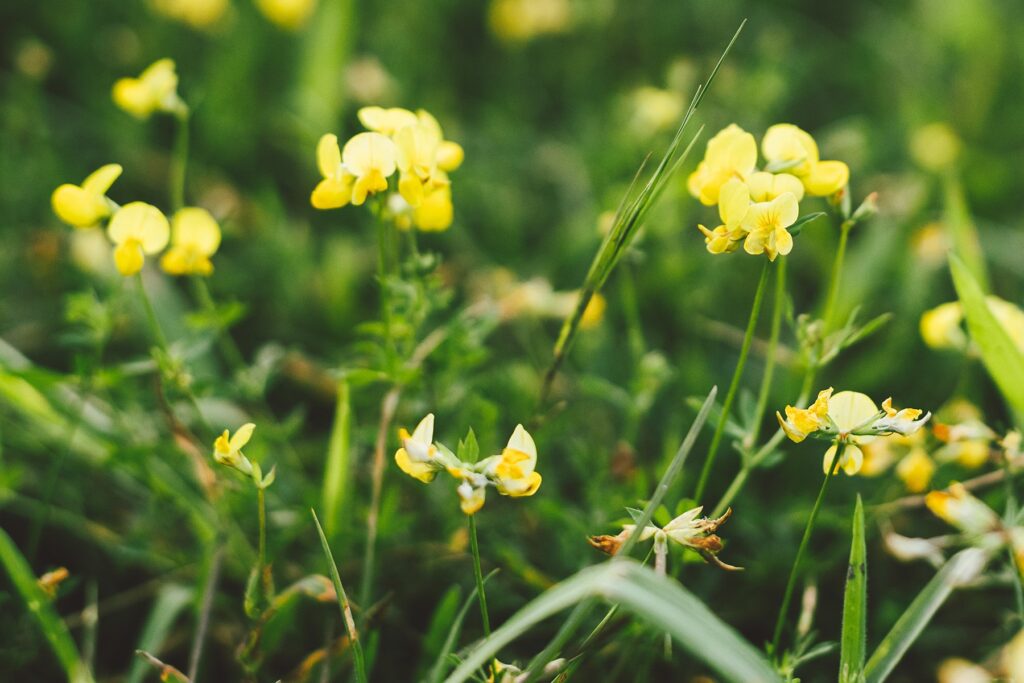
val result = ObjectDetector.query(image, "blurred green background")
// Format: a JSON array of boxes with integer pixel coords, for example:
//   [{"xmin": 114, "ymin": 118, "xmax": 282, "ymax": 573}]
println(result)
[{"xmin": 2, "ymin": 0, "xmax": 1023, "ymax": 680}]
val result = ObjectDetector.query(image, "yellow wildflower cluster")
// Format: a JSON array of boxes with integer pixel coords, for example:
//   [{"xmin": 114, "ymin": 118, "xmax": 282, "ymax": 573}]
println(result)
[
  {"xmin": 112, "ymin": 59, "xmax": 187, "ymax": 120},
  {"xmin": 777, "ymin": 388, "xmax": 930, "ymax": 476},
  {"xmin": 394, "ymin": 415, "xmax": 540, "ymax": 515},
  {"xmin": 312, "ymin": 107, "xmax": 464, "ymax": 232},
  {"xmin": 149, "ymin": 0, "xmax": 318, "ymax": 31},
  {"xmin": 688, "ymin": 123, "xmax": 850, "ymax": 260},
  {"xmin": 489, "ymin": 0, "xmax": 571, "ymax": 43},
  {"xmin": 52, "ymin": 164, "xmax": 221, "ymax": 277},
  {"xmin": 920, "ymin": 297, "xmax": 1024, "ymax": 354}
]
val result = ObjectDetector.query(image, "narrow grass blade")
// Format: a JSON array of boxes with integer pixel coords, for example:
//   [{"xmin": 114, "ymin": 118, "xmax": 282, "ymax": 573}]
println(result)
[
  {"xmin": 863, "ymin": 548, "xmax": 988, "ymax": 683},
  {"xmin": 943, "ymin": 175, "xmax": 989, "ymax": 293},
  {"xmin": 949, "ymin": 253, "xmax": 1024, "ymax": 422},
  {"xmin": 126, "ymin": 584, "xmax": 195, "ymax": 683},
  {"xmin": 839, "ymin": 495, "xmax": 867, "ymax": 683},
  {"xmin": 427, "ymin": 570, "xmax": 499, "ymax": 683},
  {"xmin": 0, "ymin": 527, "xmax": 95, "ymax": 683},
  {"xmin": 540, "ymin": 21, "xmax": 745, "ymax": 399},
  {"xmin": 619, "ymin": 385, "xmax": 717, "ymax": 558},
  {"xmin": 311, "ymin": 509, "xmax": 368, "ymax": 683},
  {"xmin": 442, "ymin": 559, "xmax": 778, "ymax": 683},
  {"xmin": 321, "ymin": 379, "xmax": 352, "ymax": 538}
]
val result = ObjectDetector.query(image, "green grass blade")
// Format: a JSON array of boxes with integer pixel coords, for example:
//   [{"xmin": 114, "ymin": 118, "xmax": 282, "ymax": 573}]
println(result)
[
  {"xmin": 619, "ymin": 385, "xmax": 717, "ymax": 558},
  {"xmin": 839, "ymin": 495, "xmax": 867, "ymax": 683},
  {"xmin": 442, "ymin": 559, "xmax": 778, "ymax": 683},
  {"xmin": 864, "ymin": 548, "xmax": 988, "ymax": 683},
  {"xmin": 949, "ymin": 253, "xmax": 1024, "ymax": 423},
  {"xmin": 0, "ymin": 527, "xmax": 95, "ymax": 683},
  {"xmin": 321, "ymin": 379, "xmax": 352, "ymax": 538},
  {"xmin": 943, "ymin": 175, "xmax": 989, "ymax": 293},
  {"xmin": 126, "ymin": 584, "xmax": 194, "ymax": 683},
  {"xmin": 427, "ymin": 570, "xmax": 499, "ymax": 683},
  {"xmin": 540, "ymin": 20, "xmax": 745, "ymax": 399},
  {"xmin": 311, "ymin": 509, "xmax": 368, "ymax": 683}
]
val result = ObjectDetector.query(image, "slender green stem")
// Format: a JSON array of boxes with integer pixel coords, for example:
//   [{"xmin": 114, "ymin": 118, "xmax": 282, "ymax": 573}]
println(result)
[
  {"xmin": 136, "ymin": 273, "xmax": 169, "ymax": 351},
  {"xmin": 693, "ymin": 260, "xmax": 770, "ymax": 502},
  {"xmin": 822, "ymin": 219, "xmax": 852, "ymax": 331},
  {"xmin": 770, "ymin": 441, "xmax": 845, "ymax": 659},
  {"xmin": 190, "ymin": 277, "xmax": 247, "ymax": 372},
  {"xmin": 171, "ymin": 110, "xmax": 190, "ymax": 212},
  {"xmin": 710, "ymin": 467, "xmax": 749, "ymax": 520},
  {"xmin": 257, "ymin": 487, "xmax": 267, "ymax": 581},
  {"xmin": 376, "ymin": 217, "xmax": 398, "ymax": 372},
  {"xmin": 468, "ymin": 515, "xmax": 491, "ymax": 637},
  {"xmin": 748, "ymin": 257, "xmax": 786, "ymax": 449}
]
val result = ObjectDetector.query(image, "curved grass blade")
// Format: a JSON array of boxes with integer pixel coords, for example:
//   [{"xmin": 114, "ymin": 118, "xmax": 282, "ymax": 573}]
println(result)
[
  {"xmin": 443, "ymin": 559, "xmax": 779, "ymax": 683},
  {"xmin": 839, "ymin": 495, "xmax": 866, "ymax": 683},
  {"xmin": 311, "ymin": 509, "xmax": 368, "ymax": 683},
  {"xmin": 0, "ymin": 527, "xmax": 95, "ymax": 683},
  {"xmin": 863, "ymin": 548, "xmax": 988, "ymax": 683},
  {"xmin": 949, "ymin": 253, "xmax": 1024, "ymax": 424},
  {"xmin": 126, "ymin": 584, "xmax": 194, "ymax": 683},
  {"xmin": 321, "ymin": 379, "xmax": 352, "ymax": 539}
]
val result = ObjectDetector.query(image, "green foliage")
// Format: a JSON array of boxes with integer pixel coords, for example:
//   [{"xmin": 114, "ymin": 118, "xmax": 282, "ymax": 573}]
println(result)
[{"xmin": 839, "ymin": 495, "xmax": 867, "ymax": 683}]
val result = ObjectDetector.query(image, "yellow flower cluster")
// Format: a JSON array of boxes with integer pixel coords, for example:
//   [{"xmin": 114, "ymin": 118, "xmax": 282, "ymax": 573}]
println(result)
[
  {"xmin": 920, "ymin": 297, "xmax": 1024, "ymax": 354},
  {"xmin": 51, "ymin": 165, "xmax": 221, "ymax": 277},
  {"xmin": 394, "ymin": 414, "xmax": 541, "ymax": 515},
  {"xmin": 777, "ymin": 388, "xmax": 930, "ymax": 476},
  {"xmin": 149, "ymin": 0, "xmax": 318, "ymax": 31},
  {"xmin": 312, "ymin": 106, "xmax": 464, "ymax": 232},
  {"xmin": 689, "ymin": 123, "xmax": 850, "ymax": 260},
  {"xmin": 112, "ymin": 59, "xmax": 186, "ymax": 120}
]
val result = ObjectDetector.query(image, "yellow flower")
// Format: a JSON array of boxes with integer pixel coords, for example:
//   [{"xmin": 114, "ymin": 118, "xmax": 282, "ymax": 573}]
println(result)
[
  {"xmin": 895, "ymin": 447, "xmax": 935, "ymax": 493},
  {"xmin": 394, "ymin": 110, "xmax": 463, "ymax": 207},
  {"xmin": 394, "ymin": 414, "xmax": 442, "ymax": 483},
  {"xmin": 820, "ymin": 391, "xmax": 881, "ymax": 475},
  {"xmin": 150, "ymin": 0, "xmax": 229, "ymax": 29},
  {"xmin": 106, "ymin": 202, "xmax": 170, "ymax": 276},
  {"xmin": 920, "ymin": 301, "xmax": 968, "ymax": 350},
  {"xmin": 909, "ymin": 122, "xmax": 961, "ymax": 173},
  {"xmin": 762, "ymin": 123, "xmax": 849, "ymax": 197},
  {"xmin": 160, "ymin": 207, "xmax": 221, "ymax": 276},
  {"xmin": 357, "ymin": 106, "xmax": 419, "ymax": 136},
  {"xmin": 255, "ymin": 0, "xmax": 318, "ymax": 30},
  {"xmin": 311, "ymin": 134, "xmax": 355, "ymax": 209},
  {"xmin": 697, "ymin": 177, "xmax": 749, "ymax": 254},
  {"xmin": 457, "ymin": 479, "xmax": 487, "ymax": 515},
  {"xmin": 777, "ymin": 387, "xmax": 834, "ymax": 443},
  {"xmin": 213, "ymin": 423, "xmax": 255, "ymax": 475},
  {"xmin": 744, "ymin": 170, "xmax": 805, "ymax": 202},
  {"xmin": 877, "ymin": 397, "xmax": 928, "ymax": 435},
  {"xmin": 51, "ymin": 164, "xmax": 122, "ymax": 228},
  {"xmin": 489, "ymin": 0, "xmax": 571, "ymax": 43},
  {"xmin": 687, "ymin": 124, "xmax": 757, "ymax": 206},
  {"xmin": 112, "ymin": 59, "xmax": 184, "ymax": 119},
  {"xmin": 342, "ymin": 132, "xmax": 397, "ymax": 205},
  {"xmin": 926, "ymin": 482, "xmax": 1000, "ymax": 535},
  {"xmin": 412, "ymin": 182, "xmax": 454, "ymax": 231},
  {"xmin": 486, "ymin": 424, "xmax": 541, "ymax": 497},
  {"xmin": 741, "ymin": 191, "xmax": 799, "ymax": 261}
]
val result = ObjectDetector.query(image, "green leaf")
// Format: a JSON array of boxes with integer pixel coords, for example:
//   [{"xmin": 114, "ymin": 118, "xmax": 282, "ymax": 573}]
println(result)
[
  {"xmin": 864, "ymin": 548, "xmax": 988, "ymax": 683},
  {"xmin": 427, "ymin": 570, "xmax": 499, "ymax": 683},
  {"xmin": 321, "ymin": 379, "xmax": 352, "ymax": 539},
  {"xmin": 0, "ymin": 527, "xmax": 95, "ymax": 683},
  {"xmin": 839, "ymin": 495, "xmax": 867, "ymax": 683},
  {"xmin": 943, "ymin": 175, "xmax": 989, "ymax": 293},
  {"xmin": 126, "ymin": 585, "xmax": 194, "ymax": 683},
  {"xmin": 457, "ymin": 428, "xmax": 480, "ymax": 464},
  {"xmin": 442, "ymin": 559, "xmax": 779, "ymax": 683},
  {"xmin": 949, "ymin": 253, "xmax": 1024, "ymax": 422},
  {"xmin": 788, "ymin": 211, "xmax": 826, "ymax": 236},
  {"xmin": 311, "ymin": 509, "xmax": 368, "ymax": 683}
]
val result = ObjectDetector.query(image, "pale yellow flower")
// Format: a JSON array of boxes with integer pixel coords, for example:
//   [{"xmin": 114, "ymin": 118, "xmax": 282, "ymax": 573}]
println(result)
[
  {"xmin": 394, "ymin": 110, "xmax": 463, "ymax": 207},
  {"xmin": 762, "ymin": 123, "xmax": 849, "ymax": 197},
  {"xmin": 926, "ymin": 482, "xmax": 1000, "ymax": 535},
  {"xmin": 311, "ymin": 134, "xmax": 355, "ymax": 209},
  {"xmin": 112, "ymin": 59, "xmax": 184, "ymax": 119},
  {"xmin": 744, "ymin": 170, "xmax": 805, "ymax": 202},
  {"xmin": 920, "ymin": 298, "xmax": 1024, "ymax": 353},
  {"xmin": 697, "ymin": 177, "xmax": 749, "ymax": 254},
  {"xmin": 895, "ymin": 448, "xmax": 935, "ymax": 493},
  {"xmin": 489, "ymin": 0, "xmax": 571, "ymax": 43},
  {"xmin": 741, "ymin": 191, "xmax": 799, "ymax": 261},
  {"xmin": 150, "ymin": 0, "xmax": 229, "ymax": 29},
  {"xmin": 106, "ymin": 202, "xmax": 170, "ymax": 276},
  {"xmin": 342, "ymin": 132, "xmax": 397, "ymax": 205},
  {"xmin": 51, "ymin": 164, "xmax": 122, "ymax": 228},
  {"xmin": 687, "ymin": 124, "xmax": 757, "ymax": 206},
  {"xmin": 255, "ymin": 0, "xmax": 318, "ymax": 30},
  {"xmin": 485, "ymin": 425, "xmax": 542, "ymax": 497},
  {"xmin": 412, "ymin": 183, "xmax": 454, "ymax": 231},
  {"xmin": 777, "ymin": 387, "xmax": 834, "ymax": 444},
  {"xmin": 160, "ymin": 207, "xmax": 221, "ymax": 276},
  {"xmin": 394, "ymin": 414, "xmax": 442, "ymax": 484},
  {"xmin": 357, "ymin": 106, "xmax": 419, "ymax": 136},
  {"xmin": 213, "ymin": 423, "xmax": 256, "ymax": 475}
]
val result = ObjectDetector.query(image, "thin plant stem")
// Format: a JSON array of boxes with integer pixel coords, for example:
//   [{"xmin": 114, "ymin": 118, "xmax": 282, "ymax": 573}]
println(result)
[
  {"xmin": 171, "ymin": 110, "xmax": 190, "ymax": 212},
  {"xmin": 770, "ymin": 442, "xmax": 845, "ymax": 659},
  {"xmin": 822, "ymin": 219, "xmax": 852, "ymax": 331},
  {"xmin": 312, "ymin": 510, "xmax": 367, "ymax": 683},
  {"xmin": 190, "ymin": 277, "xmax": 247, "ymax": 373},
  {"xmin": 136, "ymin": 273, "xmax": 169, "ymax": 351},
  {"xmin": 257, "ymin": 487, "xmax": 267, "ymax": 590},
  {"xmin": 375, "ymin": 212, "xmax": 397, "ymax": 373},
  {"xmin": 748, "ymin": 257, "xmax": 787, "ymax": 449},
  {"xmin": 693, "ymin": 260, "xmax": 770, "ymax": 502},
  {"xmin": 468, "ymin": 514, "xmax": 491, "ymax": 637},
  {"xmin": 187, "ymin": 544, "xmax": 223, "ymax": 682}
]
